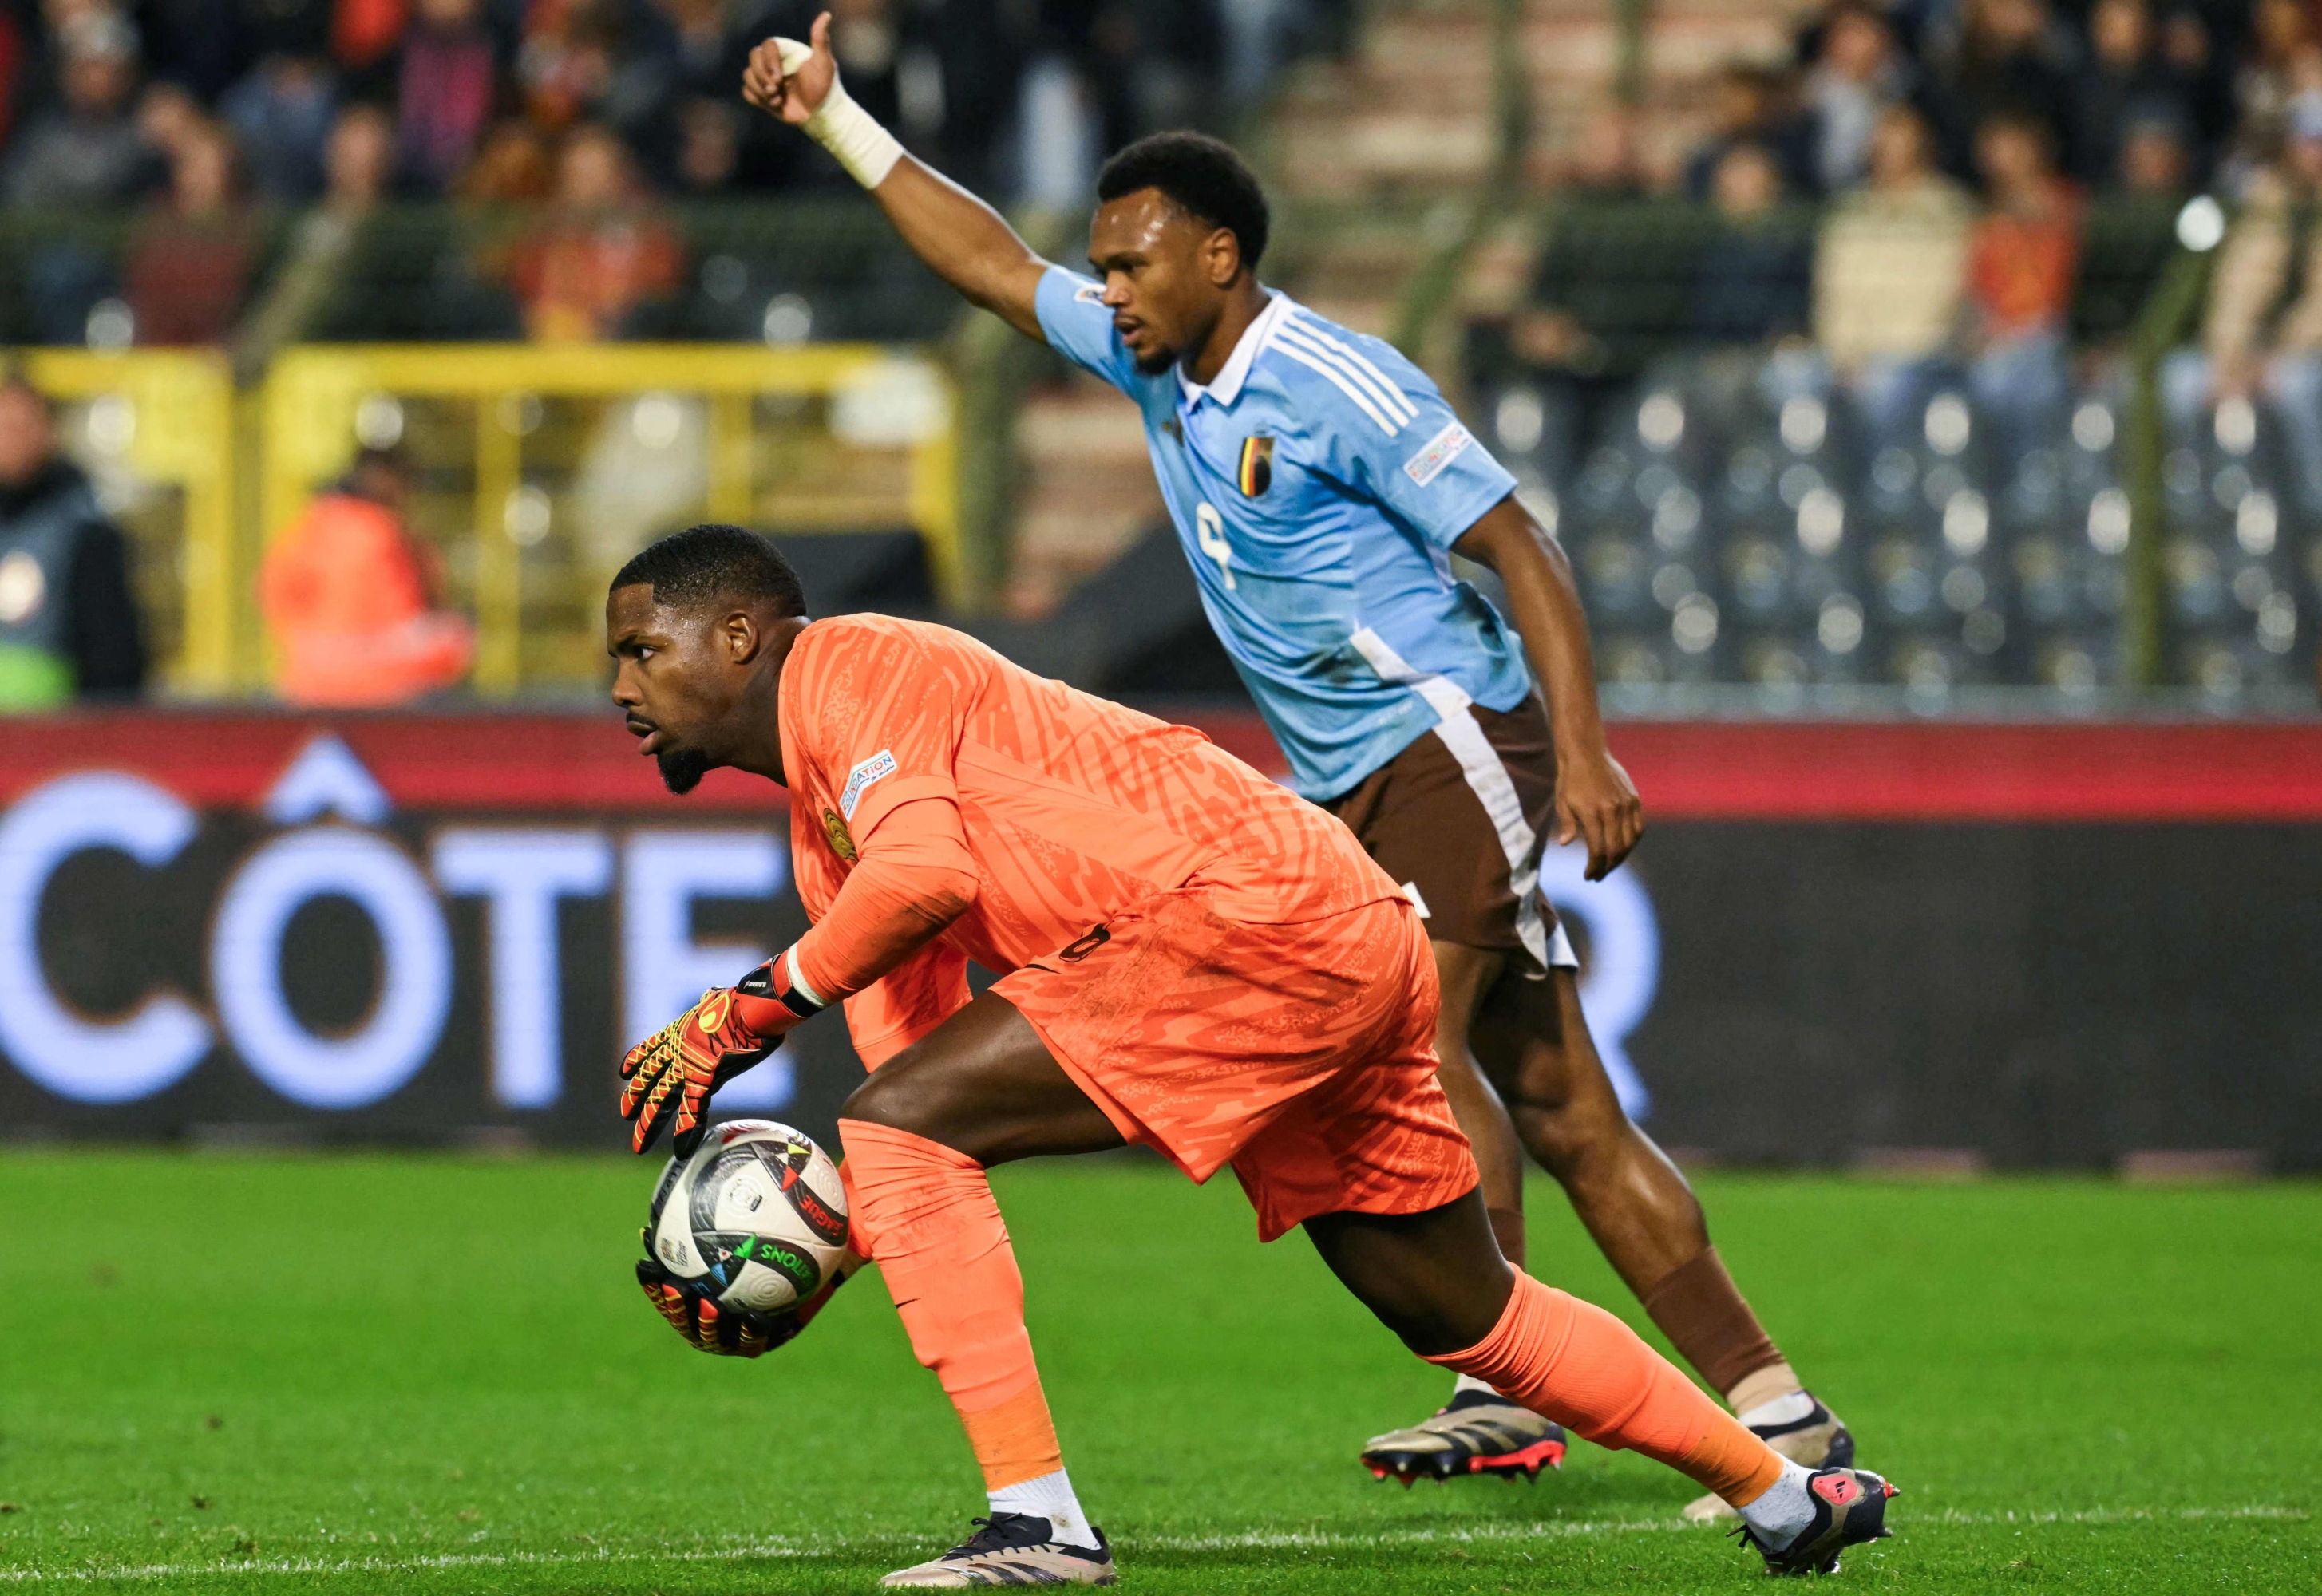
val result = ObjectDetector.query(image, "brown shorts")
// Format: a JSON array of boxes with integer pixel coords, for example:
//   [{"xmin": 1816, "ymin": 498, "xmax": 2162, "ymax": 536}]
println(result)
[{"xmin": 1321, "ymin": 696, "xmax": 1577, "ymax": 972}]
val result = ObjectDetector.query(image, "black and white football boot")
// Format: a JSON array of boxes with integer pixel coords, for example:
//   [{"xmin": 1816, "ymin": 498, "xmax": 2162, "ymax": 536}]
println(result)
[
  {"xmin": 1685, "ymin": 1393, "xmax": 1854, "ymax": 1522},
  {"xmin": 1736, "ymin": 1466, "xmax": 1898, "ymax": 1576},
  {"xmin": 1359, "ymin": 1387, "xmax": 1569, "ymax": 1484},
  {"xmin": 878, "ymin": 1513, "xmax": 1117, "ymax": 1588}
]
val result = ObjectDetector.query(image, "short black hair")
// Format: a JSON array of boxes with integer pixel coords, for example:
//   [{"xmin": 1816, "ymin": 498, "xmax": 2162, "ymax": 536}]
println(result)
[
  {"xmin": 612, "ymin": 524, "xmax": 806, "ymax": 616},
  {"xmin": 1097, "ymin": 132, "xmax": 1270, "ymax": 271}
]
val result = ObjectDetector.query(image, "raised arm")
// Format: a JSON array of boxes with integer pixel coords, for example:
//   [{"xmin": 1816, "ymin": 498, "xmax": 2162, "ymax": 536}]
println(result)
[
  {"xmin": 1454, "ymin": 495, "xmax": 1644, "ymax": 881},
  {"xmin": 742, "ymin": 15, "xmax": 1049, "ymax": 340}
]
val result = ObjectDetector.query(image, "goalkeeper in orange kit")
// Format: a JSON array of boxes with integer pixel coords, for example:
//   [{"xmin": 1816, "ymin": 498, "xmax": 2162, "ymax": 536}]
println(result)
[{"xmin": 607, "ymin": 524, "xmax": 1897, "ymax": 1588}]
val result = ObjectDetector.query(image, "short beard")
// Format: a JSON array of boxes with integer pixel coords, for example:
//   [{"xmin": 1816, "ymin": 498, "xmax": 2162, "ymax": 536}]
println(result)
[
  {"xmin": 1132, "ymin": 344, "xmax": 1177, "ymax": 375},
  {"xmin": 656, "ymin": 746, "xmax": 710, "ymax": 794}
]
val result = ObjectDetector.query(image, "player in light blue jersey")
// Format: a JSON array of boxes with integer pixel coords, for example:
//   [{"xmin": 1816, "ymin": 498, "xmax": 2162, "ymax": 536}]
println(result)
[{"xmin": 745, "ymin": 18, "xmax": 1856, "ymax": 1527}]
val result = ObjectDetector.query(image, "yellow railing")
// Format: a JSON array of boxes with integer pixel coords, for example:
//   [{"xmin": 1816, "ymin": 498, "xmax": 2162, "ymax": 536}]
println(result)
[
  {"xmin": 18, "ymin": 342, "xmax": 958, "ymax": 698},
  {"xmin": 260, "ymin": 344, "xmax": 959, "ymax": 698}
]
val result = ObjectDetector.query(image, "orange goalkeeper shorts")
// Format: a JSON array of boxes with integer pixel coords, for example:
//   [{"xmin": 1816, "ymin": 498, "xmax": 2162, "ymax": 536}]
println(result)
[{"xmin": 992, "ymin": 887, "xmax": 1479, "ymax": 1242}]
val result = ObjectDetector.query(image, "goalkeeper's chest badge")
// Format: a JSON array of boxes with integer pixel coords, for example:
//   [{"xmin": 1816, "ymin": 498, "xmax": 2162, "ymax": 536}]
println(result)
[
  {"xmin": 1239, "ymin": 435, "xmax": 1274, "ymax": 496},
  {"xmin": 821, "ymin": 808, "xmax": 858, "ymax": 863}
]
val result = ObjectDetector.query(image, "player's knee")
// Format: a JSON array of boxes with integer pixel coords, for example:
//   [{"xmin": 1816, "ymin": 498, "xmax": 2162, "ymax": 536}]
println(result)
[
  {"xmin": 1510, "ymin": 1090, "xmax": 1628, "ymax": 1175},
  {"xmin": 1373, "ymin": 1261, "xmax": 1517, "ymax": 1358},
  {"xmin": 1510, "ymin": 1100, "xmax": 1584, "ymax": 1167},
  {"xmin": 840, "ymin": 1065, "xmax": 947, "ymax": 1142}
]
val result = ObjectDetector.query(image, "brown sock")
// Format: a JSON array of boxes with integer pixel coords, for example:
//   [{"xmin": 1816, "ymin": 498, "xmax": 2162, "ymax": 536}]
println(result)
[
  {"xmin": 1636, "ymin": 1245, "xmax": 1786, "ymax": 1397},
  {"xmin": 1485, "ymin": 1205, "xmax": 1527, "ymax": 1268}
]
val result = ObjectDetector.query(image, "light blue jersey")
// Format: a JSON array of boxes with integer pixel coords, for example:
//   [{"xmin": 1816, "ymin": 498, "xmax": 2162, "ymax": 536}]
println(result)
[{"xmin": 1034, "ymin": 267, "xmax": 1531, "ymax": 800}]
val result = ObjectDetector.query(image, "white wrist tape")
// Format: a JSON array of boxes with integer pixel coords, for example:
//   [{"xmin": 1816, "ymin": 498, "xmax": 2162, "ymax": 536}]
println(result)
[{"xmin": 777, "ymin": 37, "xmax": 904, "ymax": 190}]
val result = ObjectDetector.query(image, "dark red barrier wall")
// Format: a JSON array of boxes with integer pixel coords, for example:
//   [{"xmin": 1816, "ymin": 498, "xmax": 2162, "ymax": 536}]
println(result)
[{"xmin": 8, "ymin": 709, "xmax": 2318, "ymax": 820}]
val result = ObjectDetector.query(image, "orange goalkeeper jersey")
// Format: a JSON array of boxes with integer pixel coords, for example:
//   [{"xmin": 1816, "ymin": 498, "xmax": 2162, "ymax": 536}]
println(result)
[{"xmin": 777, "ymin": 614, "xmax": 1404, "ymax": 1067}]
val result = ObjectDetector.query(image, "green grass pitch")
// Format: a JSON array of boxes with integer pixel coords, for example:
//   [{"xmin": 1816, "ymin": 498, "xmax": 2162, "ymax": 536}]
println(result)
[{"xmin": 0, "ymin": 1152, "xmax": 2312, "ymax": 1592}]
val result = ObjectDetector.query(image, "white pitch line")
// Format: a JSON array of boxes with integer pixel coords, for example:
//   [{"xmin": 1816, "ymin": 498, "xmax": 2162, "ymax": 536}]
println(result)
[{"xmin": 0, "ymin": 1505, "xmax": 2304, "ymax": 1583}]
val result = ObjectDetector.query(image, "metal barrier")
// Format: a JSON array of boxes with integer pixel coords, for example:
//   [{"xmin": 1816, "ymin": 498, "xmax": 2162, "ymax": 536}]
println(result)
[{"xmin": 255, "ymin": 342, "xmax": 958, "ymax": 697}]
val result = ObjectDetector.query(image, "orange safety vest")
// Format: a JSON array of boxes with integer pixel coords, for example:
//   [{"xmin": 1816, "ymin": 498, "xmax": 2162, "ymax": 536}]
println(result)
[{"xmin": 259, "ymin": 491, "xmax": 474, "ymax": 706}]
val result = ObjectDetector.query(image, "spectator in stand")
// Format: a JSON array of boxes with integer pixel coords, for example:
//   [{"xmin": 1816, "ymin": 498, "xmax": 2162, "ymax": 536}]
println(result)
[
  {"xmin": 0, "ymin": 373, "xmax": 146, "ymax": 710},
  {"xmin": 1691, "ymin": 142, "xmax": 1813, "ymax": 346},
  {"xmin": 238, "ymin": 101, "xmax": 398, "ymax": 360},
  {"xmin": 6, "ymin": 10, "xmax": 155, "ymax": 342},
  {"xmin": 461, "ymin": 117, "xmax": 556, "ymax": 203},
  {"xmin": 1813, "ymin": 103, "xmax": 1974, "ymax": 440},
  {"xmin": 1805, "ymin": 1, "xmax": 1912, "ymax": 192},
  {"xmin": 220, "ymin": 50, "xmax": 338, "ymax": 200},
  {"xmin": 645, "ymin": 0, "xmax": 762, "ymax": 95},
  {"xmin": 507, "ymin": 122, "xmax": 681, "ymax": 342},
  {"xmin": 135, "ymin": 77, "xmax": 202, "ymax": 164},
  {"xmin": 1964, "ymin": 109, "xmax": 2079, "ymax": 443},
  {"xmin": 2157, "ymin": 4, "xmax": 2236, "ymax": 155},
  {"xmin": 323, "ymin": 100, "xmax": 398, "ymax": 216},
  {"xmin": 2118, "ymin": 104, "xmax": 2195, "ymax": 192},
  {"xmin": 260, "ymin": 446, "xmax": 473, "ymax": 706},
  {"xmin": 6, "ymin": 9, "xmax": 148, "ymax": 207},
  {"xmin": 1683, "ymin": 60, "xmax": 1817, "ymax": 199},
  {"xmin": 615, "ymin": 0, "xmax": 762, "ymax": 184},
  {"xmin": 123, "ymin": 116, "xmax": 259, "ymax": 344},
  {"xmin": 670, "ymin": 93, "xmax": 741, "ymax": 192},
  {"xmin": 1921, "ymin": 0, "xmax": 2080, "ymax": 178},
  {"xmin": 2169, "ymin": 91, "xmax": 2322, "ymax": 513},
  {"xmin": 2073, "ymin": 0, "xmax": 2192, "ymax": 184},
  {"xmin": 2229, "ymin": 0, "xmax": 2322, "ymax": 175},
  {"xmin": 396, "ymin": 0, "xmax": 498, "ymax": 192},
  {"xmin": 520, "ymin": 0, "xmax": 704, "ymax": 156}
]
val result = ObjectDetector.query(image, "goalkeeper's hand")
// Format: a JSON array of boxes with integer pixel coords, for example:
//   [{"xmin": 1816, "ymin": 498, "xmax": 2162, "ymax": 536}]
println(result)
[
  {"xmin": 635, "ymin": 1250, "xmax": 859, "ymax": 1358},
  {"xmin": 619, "ymin": 954, "xmax": 825, "ymax": 1156}
]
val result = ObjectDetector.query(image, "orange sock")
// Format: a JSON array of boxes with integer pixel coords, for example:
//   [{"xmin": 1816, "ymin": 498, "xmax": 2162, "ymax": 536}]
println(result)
[
  {"xmin": 1428, "ymin": 1274, "xmax": 1786, "ymax": 1506},
  {"xmin": 838, "ymin": 1119, "xmax": 1064, "ymax": 1491}
]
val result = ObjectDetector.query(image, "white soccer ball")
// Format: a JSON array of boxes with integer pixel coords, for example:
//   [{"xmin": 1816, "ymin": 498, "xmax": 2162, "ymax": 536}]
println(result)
[{"xmin": 645, "ymin": 1120, "xmax": 851, "ymax": 1313}]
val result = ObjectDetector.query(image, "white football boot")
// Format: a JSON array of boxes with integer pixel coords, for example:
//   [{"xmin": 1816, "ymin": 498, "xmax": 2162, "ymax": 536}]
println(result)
[{"xmin": 878, "ymin": 1513, "xmax": 1116, "ymax": 1588}]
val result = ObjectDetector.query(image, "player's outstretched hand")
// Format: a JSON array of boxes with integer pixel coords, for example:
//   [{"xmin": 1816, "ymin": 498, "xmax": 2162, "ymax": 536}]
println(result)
[
  {"xmin": 635, "ymin": 1252, "xmax": 858, "ymax": 1358},
  {"xmin": 619, "ymin": 987, "xmax": 777, "ymax": 1157},
  {"xmin": 1554, "ymin": 745, "xmax": 1644, "ymax": 881},
  {"xmin": 742, "ymin": 12, "xmax": 834, "ymax": 124}
]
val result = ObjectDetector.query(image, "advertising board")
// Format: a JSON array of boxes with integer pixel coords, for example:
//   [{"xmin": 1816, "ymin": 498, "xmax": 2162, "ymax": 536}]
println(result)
[{"xmin": 3, "ymin": 713, "xmax": 2317, "ymax": 1168}]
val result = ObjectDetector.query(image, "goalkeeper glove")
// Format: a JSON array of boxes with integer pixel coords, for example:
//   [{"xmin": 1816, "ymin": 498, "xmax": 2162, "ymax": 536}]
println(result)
[
  {"xmin": 619, "ymin": 950, "xmax": 826, "ymax": 1156},
  {"xmin": 635, "ymin": 1250, "xmax": 857, "ymax": 1358}
]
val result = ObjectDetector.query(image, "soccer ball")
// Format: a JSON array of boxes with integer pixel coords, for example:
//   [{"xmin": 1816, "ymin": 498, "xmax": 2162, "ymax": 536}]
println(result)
[{"xmin": 644, "ymin": 1120, "xmax": 850, "ymax": 1313}]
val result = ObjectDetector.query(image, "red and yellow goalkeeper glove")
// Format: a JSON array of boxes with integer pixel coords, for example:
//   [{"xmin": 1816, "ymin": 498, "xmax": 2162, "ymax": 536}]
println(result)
[
  {"xmin": 618, "ymin": 950, "xmax": 826, "ymax": 1156},
  {"xmin": 634, "ymin": 1248, "xmax": 861, "ymax": 1357}
]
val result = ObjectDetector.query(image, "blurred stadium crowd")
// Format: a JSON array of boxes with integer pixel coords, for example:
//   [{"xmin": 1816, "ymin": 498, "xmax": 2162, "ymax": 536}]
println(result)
[
  {"xmin": 0, "ymin": 0, "xmax": 2315, "ymax": 712},
  {"xmin": 0, "ymin": 0, "xmax": 1350, "ymax": 346},
  {"xmin": 1461, "ymin": 0, "xmax": 2322, "ymax": 702}
]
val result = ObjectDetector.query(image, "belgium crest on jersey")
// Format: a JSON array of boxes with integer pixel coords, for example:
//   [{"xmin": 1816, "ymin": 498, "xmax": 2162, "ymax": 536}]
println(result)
[
  {"xmin": 821, "ymin": 808, "xmax": 857, "ymax": 863},
  {"xmin": 1238, "ymin": 435, "xmax": 1275, "ymax": 496}
]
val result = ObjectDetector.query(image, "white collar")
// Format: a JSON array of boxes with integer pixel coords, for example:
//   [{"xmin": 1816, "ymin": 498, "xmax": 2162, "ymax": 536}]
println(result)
[{"xmin": 1177, "ymin": 290, "xmax": 1294, "ymax": 409}]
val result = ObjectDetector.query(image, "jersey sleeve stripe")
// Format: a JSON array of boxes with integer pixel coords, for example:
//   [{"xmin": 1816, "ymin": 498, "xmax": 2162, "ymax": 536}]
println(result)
[
  {"xmin": 1289, "ymin": 317, "xmax": 1420, "ymax": 424},
  {"xmin": 1282, "ymin": 316, "xmax": 1420, "ymax": 425},
  {"xmin": 1274, "ymin": 341, "xmax": 1402, "ymax": 436},
  {"xmin": 1275, "ymin": 323, "xmax": 1418, "ymax": 430}
]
